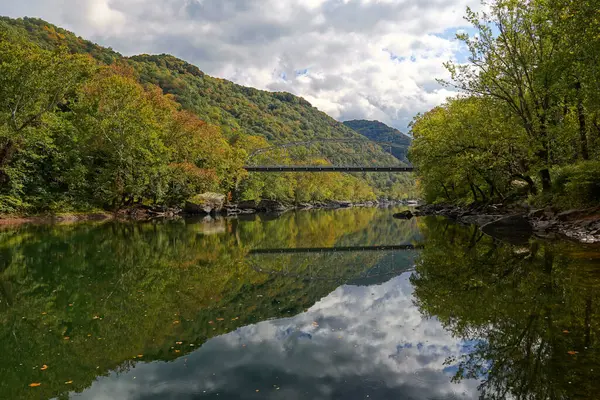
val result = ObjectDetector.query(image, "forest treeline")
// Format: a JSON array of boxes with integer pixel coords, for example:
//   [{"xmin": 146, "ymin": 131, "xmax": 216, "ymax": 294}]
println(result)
[
  {"xmin": 409, "ymin": 0, "xmax": 600, "ymax": 209},
  {"xmin": 0, "ymin": 17, "xmax": 416, "ymax": 215}
]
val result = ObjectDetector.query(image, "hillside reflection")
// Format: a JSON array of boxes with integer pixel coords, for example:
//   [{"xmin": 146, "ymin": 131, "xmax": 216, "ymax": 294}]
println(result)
[{"xmin": 0, "ymin": 208, "xmax": 420, "ymax": 400}]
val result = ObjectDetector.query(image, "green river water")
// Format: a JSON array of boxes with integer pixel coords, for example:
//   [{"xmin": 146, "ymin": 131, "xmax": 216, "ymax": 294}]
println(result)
[{"xmin": 0, "ymin": 207, "xmax": 599, "ymax": 399}]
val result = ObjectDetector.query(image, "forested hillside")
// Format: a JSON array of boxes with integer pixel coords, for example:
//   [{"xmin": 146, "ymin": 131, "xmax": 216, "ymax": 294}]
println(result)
[
  {"xmin": 343, "ymin": 119, "xmax": 412, "ymax": 164},
  {"xmin": 409, "ymin": 0, "xmax": 600, "ymax": 210},
  {"xmin": 0, "ymin": 17, "xmax": 416, "ymax": 214}
]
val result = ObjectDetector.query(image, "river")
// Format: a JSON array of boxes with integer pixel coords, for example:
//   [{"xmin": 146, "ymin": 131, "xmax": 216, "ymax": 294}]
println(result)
[{"xmin": 1, "ymin": 207, "xmax": 599, "ymax": 399}]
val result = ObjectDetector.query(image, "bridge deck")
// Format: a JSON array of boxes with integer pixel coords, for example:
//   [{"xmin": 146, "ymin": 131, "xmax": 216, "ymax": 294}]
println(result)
[{"xmin": 244, "ymin": 166, "xmax": 414, "ymax": 172}]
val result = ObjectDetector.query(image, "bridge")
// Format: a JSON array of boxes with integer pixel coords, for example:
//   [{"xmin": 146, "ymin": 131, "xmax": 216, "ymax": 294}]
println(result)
[{"xmin": 244, "ymin": 137, "xmax": 413, "ymax": 173}]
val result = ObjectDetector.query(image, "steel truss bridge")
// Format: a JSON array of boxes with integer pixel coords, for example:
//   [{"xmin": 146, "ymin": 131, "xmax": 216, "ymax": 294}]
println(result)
[{"xmin": 244, "ymin": 137, "xmax": 413, "ymax": 173}]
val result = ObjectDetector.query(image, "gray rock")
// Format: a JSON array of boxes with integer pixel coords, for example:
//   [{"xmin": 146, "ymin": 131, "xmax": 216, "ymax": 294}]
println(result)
[{"xmin": 184, "ymin": 192, "xmax": 226, "ymax": 215}]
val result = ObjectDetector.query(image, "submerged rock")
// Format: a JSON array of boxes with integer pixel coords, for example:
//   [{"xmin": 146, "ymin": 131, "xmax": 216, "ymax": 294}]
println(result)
[{"xmin": 393, "ymin": 210, "xmax": 414, "ymax": 220}]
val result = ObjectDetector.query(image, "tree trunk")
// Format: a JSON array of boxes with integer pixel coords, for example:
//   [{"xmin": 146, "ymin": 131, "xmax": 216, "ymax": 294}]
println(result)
[
  {"xmin": 575, "ymin": 81, "xmax": 589, "ymax": 160},
  {"xmin": 539, "ymin": 168, "xmax": 552, "ymax": 193}
]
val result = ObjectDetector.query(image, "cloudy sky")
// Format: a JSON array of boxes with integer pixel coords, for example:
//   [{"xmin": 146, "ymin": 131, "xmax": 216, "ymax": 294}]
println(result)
[{"xmin": 1, "ymin": 0, "xmax": 481, "ymax": 131}]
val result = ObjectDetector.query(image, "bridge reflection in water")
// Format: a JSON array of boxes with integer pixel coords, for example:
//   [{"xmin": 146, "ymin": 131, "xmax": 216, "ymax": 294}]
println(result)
[{"xmin": 244, "ymin": 166, "xmax": 414, "ymax": 172}]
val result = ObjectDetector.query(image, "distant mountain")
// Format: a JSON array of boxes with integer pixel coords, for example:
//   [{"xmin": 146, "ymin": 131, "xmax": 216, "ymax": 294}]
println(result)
[{"xmin": 343, "ymin": 120, "xmax": 412, "ymax": 164}]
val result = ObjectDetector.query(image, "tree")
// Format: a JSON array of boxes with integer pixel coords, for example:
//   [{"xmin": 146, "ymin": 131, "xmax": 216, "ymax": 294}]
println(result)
[
  {"xmin": 444, "ymin": 0, "xmax": 567, "ymax": 191},
  {"xmin": 0, "ymin": 31, "xmax": 92, "ymax": 186}
]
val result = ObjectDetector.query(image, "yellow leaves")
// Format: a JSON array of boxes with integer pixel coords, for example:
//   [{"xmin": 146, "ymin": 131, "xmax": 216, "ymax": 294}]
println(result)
[
  {"xmin": 172, "ymin": 320, "xmax": 180, "ymax": 325},
  {"xmin": 65, "ymin": 381, "xmax": 73, "ymax": 385},
  {"xmin": 216, "ymin": 318, "xmax": 225, "ymax": 321},
  {"xmin": 40, "ymin": 365, "xmax": 48, "ymax": 371},
  {"xmin": 63, "ymin": 336, "xmax": 70, "ymax": 340},
  {"xmin": 231, "ymin": 317, "xmax": 239, "ymax": 321},
  {"xmin": 137, "ymin": 354, "xmax": 143, "ymax": 358},
  {"xmin": 29, "ymin": 383, "xmax": 41, "ymax": 387}
]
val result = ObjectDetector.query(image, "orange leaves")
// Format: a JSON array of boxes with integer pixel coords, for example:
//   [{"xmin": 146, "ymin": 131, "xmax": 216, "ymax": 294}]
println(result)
[
  {"xmin": 173, "ymin": 320, "xmax": 180, "ymax": 325},
  {"xmin": 29, "ymin": 383, "xmax": 41, "ymax": 387},
  {"xmin": 568, "ymin": 351, "xmax": 579, "ymax": 355},
  {"xmin": 40, "ymin": 365, "xmax": 48, "ymax": 371}
]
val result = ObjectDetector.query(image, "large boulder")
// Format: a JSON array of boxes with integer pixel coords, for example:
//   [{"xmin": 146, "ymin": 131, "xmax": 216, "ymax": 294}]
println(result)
[{"xmin": 184, "ymin": 192, "xmax": 226, "ymax": 215}]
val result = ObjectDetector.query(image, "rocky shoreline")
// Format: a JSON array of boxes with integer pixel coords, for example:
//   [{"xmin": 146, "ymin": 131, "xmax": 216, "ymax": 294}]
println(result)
[
  {"xmin": 0, "ymin": 197, "xmax": 418, "ymax": 227},
  {"xmin": 413, "ymin": 203, "xmax": 600, "ymax": 244}
]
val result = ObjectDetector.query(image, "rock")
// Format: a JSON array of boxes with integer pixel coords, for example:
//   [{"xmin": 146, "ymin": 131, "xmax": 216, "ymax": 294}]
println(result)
[
  {"xmin": 237, "ymin": 200, "xmax": 258, "ymax": 210},
  {"xmin": 257, "ymin": 199, "xmax": 290, "ymax": 212},
  {"xmin": 528, "ymin": 209, "xmax": 545, "ymax": 219},
  {"xmin": 393, "ymin": 210, "xmax": 414, "ymax": 220},
  {"xmin": 481, "ymin": 215, "xmax": 533, "ymax": 244},
  {"xmin": 557, "ymin": 209, "xmax": 582, "ymax": 221},
  {"xmin": 184, "ymin": 192, "xmax": 226, "ymax": 215}
]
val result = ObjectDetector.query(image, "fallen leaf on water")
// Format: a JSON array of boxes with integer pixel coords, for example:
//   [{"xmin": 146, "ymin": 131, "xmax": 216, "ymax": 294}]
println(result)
[
  {"xmin": 68, "ymin": 304, "xmax": 73, "ymax": 307},
  {"xmin": 29, "ymin": 383, "xmax": 41, "ymax": 387},
  {"xmin": 93, "ymin": 316, "xmax": 100, "ymax": 320},
  {"xmin": 176, "ymin": 341, "xmax": 183, "ymax": 345},
  {"xmin": 137, "ymin": 354, "xmax": 143, "ymax": 357},
  {"xmin": 173, "ymin": 321, "xmax": 180, "ymax": 325},
  {"xmin": 208, "ymin": 321, "xmax": 214, "ymax": 324},
  {"xmin": 175, "ymin": 350, "xmax": 181, "ymax": 353},
  {"xmin": 41, "ymin": 312, "xmax": 47, "ymax": 315},
  {"xmin": 40, "ymin": 365, "xmax": 48, "ymax": 371},
  {"xmin": 65, "ymin": 381, "xmax": 73, "ymax": 384},
  {"xmin": 568, "ymin": 351, "xmax": 579, "ymax": 355},
  {"xmin": 217, "ymin": 318, "xmax": 225, "ymax": 321},
  {"xmin": 64, "ymin": 337, "xmax": 70, "ymax": 340},
  {"xmin": 563, "ymin": 330, "xmax": 570, "ymax": 334},
  {"xmin": 231, "ymin": 317, "xmax": 239, "ymax": 321}
]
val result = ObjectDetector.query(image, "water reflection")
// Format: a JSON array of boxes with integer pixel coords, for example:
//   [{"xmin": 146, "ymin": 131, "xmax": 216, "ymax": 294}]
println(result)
[
  {"xmin": 412, "ymin": 217, "xmax": 600, "ymax": 400},
  {"xmin": 74, "ymin": 273, "xmax": 479, "ymax": 400},
  {"xmin": 1, "ymin": 209, "xmax": 599, "ymax": 399}
]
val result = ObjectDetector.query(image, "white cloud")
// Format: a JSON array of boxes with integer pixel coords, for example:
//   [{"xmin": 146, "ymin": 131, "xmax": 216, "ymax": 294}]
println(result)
[{"xmin": 1, "ymin": 0, "xmax": 482, "ymax": 130}]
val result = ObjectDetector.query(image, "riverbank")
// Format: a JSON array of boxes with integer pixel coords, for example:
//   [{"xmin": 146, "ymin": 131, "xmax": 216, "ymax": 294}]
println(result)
[
  {"xmin": 0, "ymin": 198, "xmax": 418, "ymax": 227},
  {"xmin": 414, "ymin": 203, "xmax": 600, "ymax": 244}
]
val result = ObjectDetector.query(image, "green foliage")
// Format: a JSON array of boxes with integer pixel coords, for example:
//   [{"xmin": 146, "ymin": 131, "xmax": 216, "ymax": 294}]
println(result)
[
  {"xmin": 0, "ymin": 17, "xmax": 416, "ymax": 213},
  {"xmin": 411, "ymin": 0, "xmax": 600, "ymax": 207},
  {"xmin": 545, "ymin": 161, "xmax": 600, "ymax": 209}
]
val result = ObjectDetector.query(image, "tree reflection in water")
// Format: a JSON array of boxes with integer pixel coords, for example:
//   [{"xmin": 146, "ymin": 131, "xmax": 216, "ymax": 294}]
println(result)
[{"xmin": 412, "ymin": 217, "xmax": 600, "ymax": 400}]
